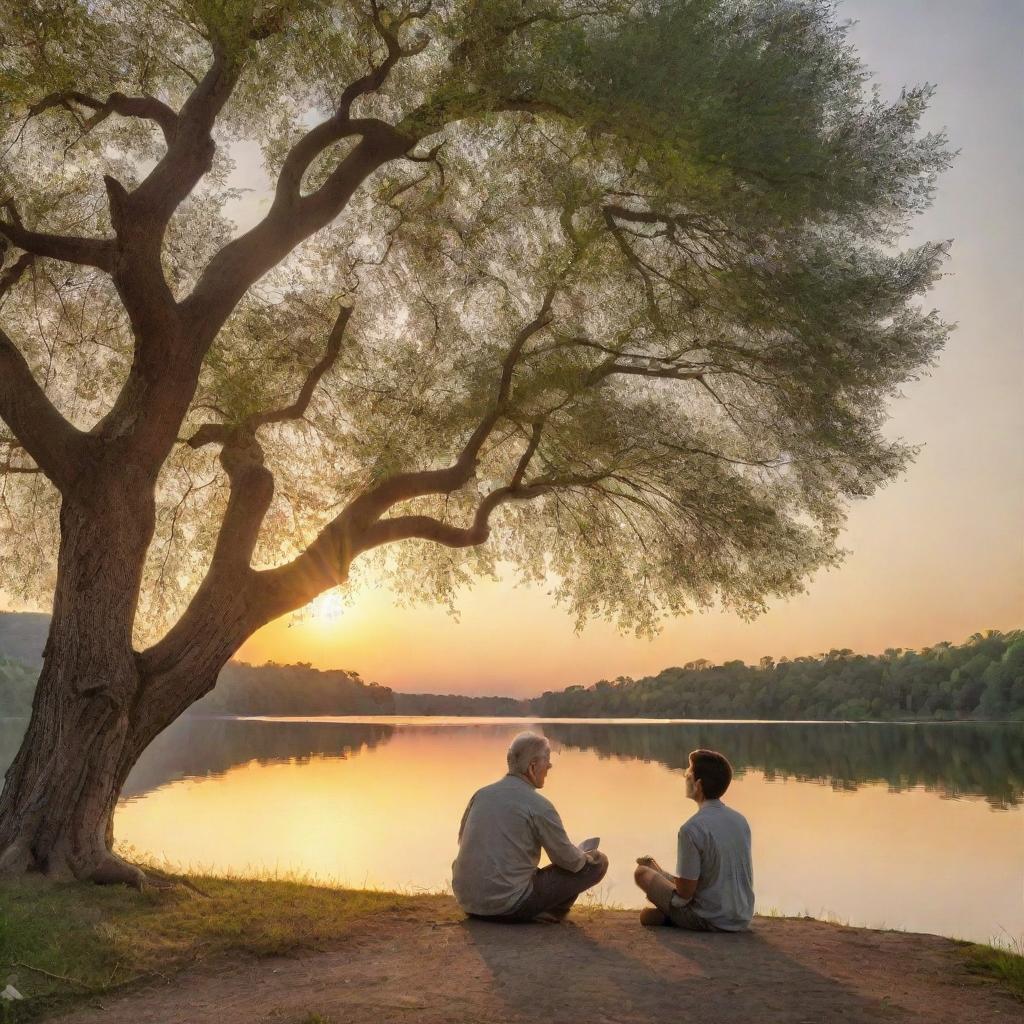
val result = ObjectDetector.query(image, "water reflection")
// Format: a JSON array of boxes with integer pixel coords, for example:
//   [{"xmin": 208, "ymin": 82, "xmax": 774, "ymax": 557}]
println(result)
[
  {"xmin": 122, "ymin": 718, "xmax": 396, "ymax": 798},
  {"xmin": 2, "ymin": 717, "xmax": 1022, "ymax": 808},
  {"xmin": 104, "ymin": 719, "xmax": 1024, "ymax": 945},
  {"xmin": 542, "ymin": 721, "xmax": 1024, "ymax": 809},
  {"xmin": 2, "ymin": 715, "xmax": 1021, "ymax": 941}
]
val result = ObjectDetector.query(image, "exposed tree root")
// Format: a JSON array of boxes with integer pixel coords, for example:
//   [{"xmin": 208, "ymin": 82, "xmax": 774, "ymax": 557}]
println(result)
[
  {"xmin": 0, "ymin": 839, "xmax": 211, "ymax": 897},
  {"xmin": 89, "ymin": 851, "xmax": 147, "ymax": 889},
  {"xmin": 136, "ymin": 862, "xmax": 212, "ymax": 898},
  {"xmin": 0, "ymin": 838, "xmax": 32, "ymax": 879}
]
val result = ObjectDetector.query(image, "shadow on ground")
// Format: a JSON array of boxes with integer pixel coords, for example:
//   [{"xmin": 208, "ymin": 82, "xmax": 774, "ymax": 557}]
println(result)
[{"xmin": 54, "ymin": 909, "xmax": 1016, "ymax": 1024}]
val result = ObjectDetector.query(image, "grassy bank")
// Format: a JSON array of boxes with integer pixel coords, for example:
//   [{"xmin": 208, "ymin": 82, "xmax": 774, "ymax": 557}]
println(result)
[
  {"xmin": 0, "ymin": 874, "xmax": 451, "ymax": 1021},
  {"xmin": 1, "ymin": 875, "xmax": 1021, "ymax": 1021},
  {"xmin": 962, "ymin": 939, "xmax": 1024, "ymax": 1002}
]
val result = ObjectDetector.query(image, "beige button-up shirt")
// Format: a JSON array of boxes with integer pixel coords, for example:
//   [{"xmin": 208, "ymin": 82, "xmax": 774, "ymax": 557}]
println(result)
[{"xmin": 451, "ymin": 774, "xmax": 587, "ymax": 915}]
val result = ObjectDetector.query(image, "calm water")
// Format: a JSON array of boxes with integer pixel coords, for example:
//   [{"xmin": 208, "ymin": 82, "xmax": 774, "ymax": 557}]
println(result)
[{"xmin": 2, "ymin": 716, "xmax": 1022, "ymax": 944}]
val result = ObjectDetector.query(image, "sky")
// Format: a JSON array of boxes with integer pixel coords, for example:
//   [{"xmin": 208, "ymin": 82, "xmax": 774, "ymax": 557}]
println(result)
[
  {"xmin": 235, "ymin": 1, "xmax": 1024, "ymax": 695},
  {"xmin": 4, "ymin": 2, "xmax": 1023, "ymax": 697}
]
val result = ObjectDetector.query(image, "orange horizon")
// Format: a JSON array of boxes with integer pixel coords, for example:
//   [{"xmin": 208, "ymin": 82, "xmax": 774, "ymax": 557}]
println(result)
[
  {"xmin": 2, "ymin": 4, "xmax": 1021, "ymax": 702},
  {"xmin": 235, "ymin": 3, "xmax": 1024, "ymax": 698}
]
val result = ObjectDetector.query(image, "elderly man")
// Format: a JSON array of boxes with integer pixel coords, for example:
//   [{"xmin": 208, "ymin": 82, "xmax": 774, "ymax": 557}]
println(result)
[
  {"xmin": 634, "ymin": 748, "xmax": 754, "ymax": 932},
  {"xmin": 452, "ymin": 731, "xmax": 608, "ymax": 922}
]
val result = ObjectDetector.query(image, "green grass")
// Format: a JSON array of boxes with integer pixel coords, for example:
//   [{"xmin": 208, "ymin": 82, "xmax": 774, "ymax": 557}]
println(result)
[
  {"xmin": 3, "ymin": 870, "xmax": 1022, "ymax": 1021},
  {"xmin": 0, "ymin": 871, "xmax": 452, "ymax": 1022},
  {"xmin": 960, "ymin": 938, "xmax": 1024, "ymax": 1002}
]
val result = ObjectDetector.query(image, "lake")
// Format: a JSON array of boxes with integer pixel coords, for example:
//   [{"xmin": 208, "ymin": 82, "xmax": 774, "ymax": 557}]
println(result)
[{"xmin": 2, "ymin": 716, "xmax": 1022, "ymax": 944}]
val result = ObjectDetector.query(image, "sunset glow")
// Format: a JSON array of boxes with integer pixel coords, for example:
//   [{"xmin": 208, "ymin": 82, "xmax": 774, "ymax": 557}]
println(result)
[
  {"xmin": 300, "ymin": 589, "xmax": 346, "ymax": 626},
  {"xmin": 114, "ymin": 722, "xmax": 1024, "ymax": 944},
  {"xmin": 231, "ymin": 2, "xmax": 1021, "ymax": 696}
]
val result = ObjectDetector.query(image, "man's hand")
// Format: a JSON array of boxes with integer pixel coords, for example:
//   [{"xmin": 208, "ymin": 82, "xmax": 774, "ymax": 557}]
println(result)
[
  {"xmin": 585, "ymin": 848, "xmax": 604, "ymax": 865},
  {"xmin": 636, "ymin": 855, "xmax": 662, "ymax": 872}
]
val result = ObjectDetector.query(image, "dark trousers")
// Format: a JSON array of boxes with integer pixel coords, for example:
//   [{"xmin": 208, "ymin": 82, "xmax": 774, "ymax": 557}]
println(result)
[{"xmin": 482, "ymin": 853, "xmax": 609, "ymax": 922}]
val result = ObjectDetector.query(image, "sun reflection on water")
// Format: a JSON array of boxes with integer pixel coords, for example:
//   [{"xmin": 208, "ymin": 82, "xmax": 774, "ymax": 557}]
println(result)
[{"xmin": 113, "ymin": 720, "xmax": 1024, "ymax": 945}]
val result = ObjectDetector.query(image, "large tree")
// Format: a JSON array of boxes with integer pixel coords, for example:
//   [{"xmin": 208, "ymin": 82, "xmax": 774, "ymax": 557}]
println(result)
[{"xmin": 0, "ymin": 0, "xmax": 950, "ymax": 884}]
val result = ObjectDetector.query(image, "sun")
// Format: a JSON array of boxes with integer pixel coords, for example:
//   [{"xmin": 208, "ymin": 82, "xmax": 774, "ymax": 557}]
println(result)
[{"xmin": 305, "ymin": 589, "xmax": 345, "ymax": 624}]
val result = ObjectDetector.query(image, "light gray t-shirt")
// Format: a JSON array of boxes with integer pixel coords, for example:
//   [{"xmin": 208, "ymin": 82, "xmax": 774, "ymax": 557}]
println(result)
[
  {"xmin": 452, "ymin": 774, "xmax": 587, "ymax": 916},
  {"xmin": 675, "ymin": 799, "xmax": 754, "ymax": 931}
]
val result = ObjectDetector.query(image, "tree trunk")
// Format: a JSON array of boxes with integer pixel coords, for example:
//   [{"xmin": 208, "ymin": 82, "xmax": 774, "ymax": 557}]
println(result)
[
  {"xmin": 0, "ymin": 414, "xmax": 296, "ymax": 885},
  {"xmin": 0, "ymin": 481, "xmax": 157, "ymax": 884}
]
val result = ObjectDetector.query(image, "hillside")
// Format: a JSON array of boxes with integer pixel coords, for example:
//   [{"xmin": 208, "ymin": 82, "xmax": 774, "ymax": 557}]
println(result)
[
  {"xmin": 1, "ymin": 613, "xmax": 1021, "ymax": 721},
  {"xmin": 530, "ymin": 631, "xmax": 1024, "ymax": 722},
  {"xmin": 0, "ymin": 612, "xmax": 393, "ymax": 718}
]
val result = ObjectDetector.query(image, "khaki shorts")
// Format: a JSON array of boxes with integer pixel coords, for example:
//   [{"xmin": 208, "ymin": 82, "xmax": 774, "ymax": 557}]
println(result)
[{"xmin": 648, "ymin": 887, "xmax": 716, "ymax": 931}]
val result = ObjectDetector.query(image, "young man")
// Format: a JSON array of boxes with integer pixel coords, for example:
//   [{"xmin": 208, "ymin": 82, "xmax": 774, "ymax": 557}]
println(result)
[
  {"xmin": 452, "ymin": 731, "xmax": 608, "ymax": 922},
  {"xmin": 633, "ymin": 748, "xmax": 753, "ymax": 931}
]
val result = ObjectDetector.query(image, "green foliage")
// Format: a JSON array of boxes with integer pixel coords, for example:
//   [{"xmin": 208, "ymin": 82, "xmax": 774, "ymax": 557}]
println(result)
[
  {"xmin": 543, "ymin": 719, "xmax": 1024, "ymax": 808},
  {"xmin": 531, "ymin": 631, "xmax": 1024, "ymax": 722},
  {"xmin": 961, "ymin": 939, "xmax": 1024, "ymax": 1003},
  {"xmin": 393, "ymin": 692, "xmax": 524, "ymax": 716},
  {"xmin": 2, "ymin": 614, "xmax": 1019, "ymax": 724},
  {"xmin": 0, "ymin": 1, "xmax": 953, "ymax": 642},
  {"xmin": 195, "ymin": 660, "xmax": 396, "ymax": 715},
  {"xmin": 0, "ymin": 875, "xmax": 442, "ymax": 1020}
]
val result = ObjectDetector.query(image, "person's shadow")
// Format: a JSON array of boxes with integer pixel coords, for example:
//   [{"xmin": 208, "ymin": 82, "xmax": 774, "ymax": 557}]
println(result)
[{"xmin": 459, "ymin": 913, "xmax": 905, "ymax": 1023}]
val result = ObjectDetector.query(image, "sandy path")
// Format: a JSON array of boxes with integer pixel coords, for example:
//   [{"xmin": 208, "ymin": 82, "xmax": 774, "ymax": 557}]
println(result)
[{"xmin": 54, "ymin": 909, "xmax": 1018, "ymax": 1024}]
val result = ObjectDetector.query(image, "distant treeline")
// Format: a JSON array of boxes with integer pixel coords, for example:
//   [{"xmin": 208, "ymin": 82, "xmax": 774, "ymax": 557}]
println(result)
[
  {"xmin": 0, "ymin": 612, "xmax": 1021, "ymax": 721},
  {"xmin": 531, "ymin": 631, "xmax": 1024, "ymax": 721},
  {"xmin": 193, "ymin": 661, "xmax": 394, "ymax": 717},
  {"xmin": 393, "ymin": 692, "xmax": 525, "ymax": 716},
  {"xmin": 0, "ymin": 653, "xmax": 396, "ymax": 720}
]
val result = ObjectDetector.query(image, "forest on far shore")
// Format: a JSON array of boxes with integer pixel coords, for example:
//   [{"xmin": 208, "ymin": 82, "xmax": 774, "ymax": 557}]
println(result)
[
  {"xmin": 0, "ymin": 615, "xmax": 1020, "ymax": 722},
  {"xmin": 530, "ymin": 630, "xmax": 1023, "ymax": 721}
]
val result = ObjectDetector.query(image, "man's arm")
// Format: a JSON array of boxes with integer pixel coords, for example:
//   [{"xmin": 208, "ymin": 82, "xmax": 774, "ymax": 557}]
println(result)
[
  {"xmin": 674, "ymin": 874, "xmax": 699, "ymax": 900},
  {"xmin": 534, "ymin": 804, "xmax": 588, "ymax": 872},
  {"xmin": 457, "ymin": 796, "xmax": 474, "ymax": 843},
  {"xmin": 637, "ymin": 856, "xmax": 699, "ymax": 900},
  {"xmin": 674, "ymin": 825, "xmax": 702, "ymax": 902}
]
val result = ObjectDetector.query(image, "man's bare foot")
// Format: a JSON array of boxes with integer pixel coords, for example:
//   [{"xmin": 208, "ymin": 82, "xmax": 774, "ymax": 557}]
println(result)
[{"xmin": 640, "ymin": 908, "xmax": 669, "ymax": 927}]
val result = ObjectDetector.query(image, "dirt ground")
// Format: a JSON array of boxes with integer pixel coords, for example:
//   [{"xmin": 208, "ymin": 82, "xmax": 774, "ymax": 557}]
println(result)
[{"xmin": 53, "ymin": 907, "xmax": 1018, "ymax": 1024}]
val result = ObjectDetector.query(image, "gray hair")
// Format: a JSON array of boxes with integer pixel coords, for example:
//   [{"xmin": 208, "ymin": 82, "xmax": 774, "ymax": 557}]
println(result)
[{"xmin": 507, "ymin": 731, "xmax": 550, "ymax": 775}]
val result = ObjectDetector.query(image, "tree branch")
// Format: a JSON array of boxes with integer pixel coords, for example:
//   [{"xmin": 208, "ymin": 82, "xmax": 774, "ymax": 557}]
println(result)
[
  {"xmin": 123, "ymin": 46, "xmax": 237, "ymax": 229},
  {"xmin": 28, "ymin": 90, "xmax": 179, "ymax": 144},
  {"xmin": 354, "ymin": 463, "xmax": 619, "ymax": 556},
  {"xmin": 181, "ymin": 126, "xmax": 411, "ymax": 338},
  {"xmin": 341, "ymin": 285, "xmax": 556, "ymax": 522},
  {"xmin": 186, "ymin": 304, "xmax": 353, "ymax": 449},
  {"xmin": 250, "ymin": 304, "xmax": 353, "ymax": 429},
  {"xmin": 0, "ymin": 200, "xmax": 115, "ymax": 271},
  {"xmin": 355, "ymin": 483, "xmax": 548, "ymax": 552},
  {"xmin": 137, "ymin": 431, "xmax": 275, "ymax": 684},
  {"xmin": 272, "ymin": 2, "xmax": 430, "ymax": 210},
  {"xmin": 603, "ymin": 207, "xmax": 664, "ymax": 329},
  {"xmin": 181, "ymin": 5, "xmax": 434, "ymax": 339},
  {"xmin": 601, "ymin": 362, "xmax": 706, "ymax": 383},
  {"xmin": 658, "ymin": 439, "xmax": 789, "ymax": 469},
  {"xmin": 153, "ymin": 305, "xmax": 357, "ymax": 674},
  {"xmin": 0, "ymin": 325, "xmax": 89, "ymax": 489},
  {"xmin": 0, "ymin": 252, "xmax": 34, "ymax": 299}
]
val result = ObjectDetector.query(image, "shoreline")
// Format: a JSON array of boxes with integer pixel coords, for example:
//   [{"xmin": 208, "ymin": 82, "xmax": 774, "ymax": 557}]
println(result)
[
  {"xmin": 4, "ymin": 713, "xmax": 1024, "ymax": 723},
  {"xmin": 201, "ymin": 713, "xmax": 1024, "ymax": 725},
  {"xmin": 2, "ymin": 876, "xmax": 1021, "ymax": 1023}
]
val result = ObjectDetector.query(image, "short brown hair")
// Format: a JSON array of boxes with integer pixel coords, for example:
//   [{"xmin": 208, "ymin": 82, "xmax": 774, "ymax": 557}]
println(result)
[{"xmin": 689, "ymin": 749, "xmax": 733, "ymax": 799}]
